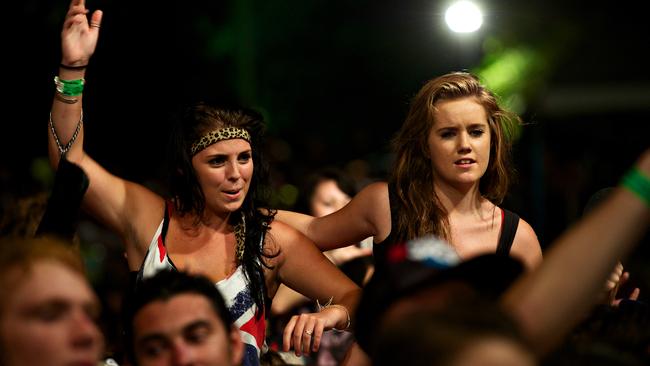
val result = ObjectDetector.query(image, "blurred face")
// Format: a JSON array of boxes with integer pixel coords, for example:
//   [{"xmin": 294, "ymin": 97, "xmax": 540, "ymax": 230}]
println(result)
[
  {"xmin": 452, "ymin": 337, "xmax": 536, "ymax": 366},
  {"xmin": 427, "ymin": 97, "xmax": 491, "ymax": 191},
  {"xmin": 0, "ymin": 261, "xmax": 104, "ymax": 366},
  {"xmin": 133, "ymin": 293, "xmax": 243, "ymax": 366},
  {"xmin": 310, "ymin": 179, "xmax": 351, "ymax": 217},
  {"xmin": 192, "ymin": 139, "xmax": 254, "ymax": 214}
]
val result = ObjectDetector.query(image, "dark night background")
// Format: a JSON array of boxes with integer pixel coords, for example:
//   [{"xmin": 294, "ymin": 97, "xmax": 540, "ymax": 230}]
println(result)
[{"xmin": 3, "ymin": 0, "xmax": 650, "ymax": 306}]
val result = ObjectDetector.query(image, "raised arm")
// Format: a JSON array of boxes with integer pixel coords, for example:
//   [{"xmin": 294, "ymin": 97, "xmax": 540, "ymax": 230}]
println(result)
[
  {"xmin": 50, "ymin": 0, "xmax": 101, "ymax": 167},
  {"xmin": 265, "ymin": 221, "xmax": 362, "ymax": 356},
  {"xmin": 502, "ymin": 149, "xmax": 650, "ymax": 354},
  {"xmin": 275, "ymin": 182, "xmax": 392, "ymax": 251},
  {"xmin": 49, "ymin": 0, "xmax": 163, "ymax": 266}
]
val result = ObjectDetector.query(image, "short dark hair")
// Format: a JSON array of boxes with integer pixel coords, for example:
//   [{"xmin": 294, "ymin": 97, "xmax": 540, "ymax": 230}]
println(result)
[{"xmin": 123, "ymin": 270, "xmax": 232, "ymax": 364}]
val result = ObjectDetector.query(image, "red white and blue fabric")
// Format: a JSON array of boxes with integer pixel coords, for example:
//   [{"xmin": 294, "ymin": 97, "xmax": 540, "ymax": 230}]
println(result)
[{"xmin": 139, "ymin": 219, "xmax": 267, "ymax": 366}]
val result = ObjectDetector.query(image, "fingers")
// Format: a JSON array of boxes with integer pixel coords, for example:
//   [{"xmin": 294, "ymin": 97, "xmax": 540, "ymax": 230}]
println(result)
[
  {"xmin": 65, "ymin": 1, "xmax": 101, "ymax": 31},
  {"xmin": 67, "ymin": 2, "xmax": 88, "ymax": 18},
  {"xmin": 612, "ymin": 286, "xmax": 641, "ymax": 307},
  {"xmin": 90, "ymin": 10, "xmax": 103, "ymax": 29},
  {"xmin": 63, "ymin": 8, "xmax": 88, "ymax": 30},
  {"xmin": 605, "ymin": 262, "xmax": 625, "ymax": 291},
  {"xmin": 615, "ymin": 262, "xmax": 624, "ymax": 277},
  {"xmin": 72, "ymin": 0, "xmax": 86, "ymax": 9},
  {"xmin": 283, "ymin": 314, "xmax": 310, "ymax": 355},
  {"xmin": 311, "ymin": 321, "xmax": 325, "ymax": 352},
  {"xmin": 611, "ymin": 262, "xmax": 623, "ymax": 280},
  {"xmin": 605, "ymin": 279, "xmax": 617, "ymax": 292},
  {"xmin": 282, "ymin": 315, "xmax": 297, "ymax": 352},
  {"xmin": 291, "ymin": 314, "xmax": 307, "ymax": 356},
  {"xmin": 282, "ymin": 314, "xmax": 325, "ymax": 356},
  {"xmin": 619, "ymin": 271, "xmax": 631, "ymax": 286},
  {"xmin": 300, "ymin": 317, "xmax": 317, "ymax": 355}
]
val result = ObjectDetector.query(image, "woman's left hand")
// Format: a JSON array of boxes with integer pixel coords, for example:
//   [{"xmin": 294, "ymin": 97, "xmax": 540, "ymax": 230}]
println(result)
[{"xmin": 282, "ymin": 306, "xmax": 347, "ymax": 356}]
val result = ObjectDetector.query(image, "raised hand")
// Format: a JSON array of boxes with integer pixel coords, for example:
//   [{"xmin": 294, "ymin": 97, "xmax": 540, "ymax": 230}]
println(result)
[{"xmin": 61, "ymin": 0, "xmax": 103, "ymax": 67}]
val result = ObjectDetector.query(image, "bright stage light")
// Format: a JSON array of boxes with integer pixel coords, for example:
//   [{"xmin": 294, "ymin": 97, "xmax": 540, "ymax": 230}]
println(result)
[{"xmin": 445, "ymin": 1, "xmax": 483, "ymax": 33}]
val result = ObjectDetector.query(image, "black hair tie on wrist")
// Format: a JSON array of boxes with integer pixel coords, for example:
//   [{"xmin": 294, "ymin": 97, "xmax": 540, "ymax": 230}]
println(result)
[{"xmin": 60, "ymin": 63, "xmax": 88, "ymax": 70}]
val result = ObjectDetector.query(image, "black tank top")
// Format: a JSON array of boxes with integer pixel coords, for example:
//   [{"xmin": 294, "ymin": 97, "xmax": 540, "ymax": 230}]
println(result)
[{"xmin": 373, "ymin": 183, "xmax": 519, "ymax": 272}]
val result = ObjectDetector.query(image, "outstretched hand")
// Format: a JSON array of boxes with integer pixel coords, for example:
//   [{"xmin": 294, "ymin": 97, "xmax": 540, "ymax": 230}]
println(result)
[{"xmin": 61, "ymin": 0, "xmax": 103, "ymax": 66}]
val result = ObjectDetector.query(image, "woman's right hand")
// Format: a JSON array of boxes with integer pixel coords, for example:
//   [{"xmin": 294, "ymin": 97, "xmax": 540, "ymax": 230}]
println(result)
[{"xmin": 61, "ymin": 0, "xmax": 102, "ymax": 66}]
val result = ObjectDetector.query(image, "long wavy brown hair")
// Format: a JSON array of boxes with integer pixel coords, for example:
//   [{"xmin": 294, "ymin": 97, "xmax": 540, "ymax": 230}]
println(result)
[{"xmin": 389, "ymin": 72, "xmax": 520, "ymax": 242}]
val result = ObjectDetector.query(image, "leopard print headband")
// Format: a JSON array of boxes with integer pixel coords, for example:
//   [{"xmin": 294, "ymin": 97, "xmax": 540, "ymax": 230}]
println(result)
[{"xmin": 190, "ymin": 127, "xmax": 251, "ymax": 156}]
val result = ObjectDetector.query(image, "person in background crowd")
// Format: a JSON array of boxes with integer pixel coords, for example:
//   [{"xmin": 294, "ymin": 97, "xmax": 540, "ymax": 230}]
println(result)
[
  {"xmin": 124, "ymin": 270, "xmax": 244, "ymax": 366},
  {"xmin": 270, "ymin": 168, "xmax": 373, "ymax": 365},
  {"xmin": 0, "ymin": 237, "xmax": 104, "ymax": 366}
]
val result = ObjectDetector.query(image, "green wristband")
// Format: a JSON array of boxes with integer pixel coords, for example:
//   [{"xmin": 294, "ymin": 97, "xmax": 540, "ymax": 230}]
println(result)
[
  {"xmin": 621, "ymin": 168, "xmax": 650, "ymax": 207},
  {"xmin": 54, "ymin": 76, "xmax": 85, "ymax": 97}
]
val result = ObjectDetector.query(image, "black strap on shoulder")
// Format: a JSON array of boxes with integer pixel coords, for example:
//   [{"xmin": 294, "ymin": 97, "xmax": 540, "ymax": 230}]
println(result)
[
  {"xmin": 371, "ymin": 182, "xmax": 397, "ymax": 274},
  {"xmin": 496, "ymin": 208, "xmax": 519, "ymax": 256}
]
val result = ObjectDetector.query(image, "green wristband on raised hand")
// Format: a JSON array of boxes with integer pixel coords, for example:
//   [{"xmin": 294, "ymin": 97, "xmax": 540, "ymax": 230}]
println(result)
[
  {"xmin": 621, "ymin": 167, "xmax": 650, "ymax": 207},
  {"xmin": 54, "ymin": 76, "xmax": 85, "ymax": 97}
]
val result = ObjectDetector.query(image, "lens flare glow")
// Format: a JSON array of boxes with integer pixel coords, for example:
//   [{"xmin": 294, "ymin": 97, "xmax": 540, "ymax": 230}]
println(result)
[{"xmin": 445, "ymin": 1, "xmax": 483, "ymax": 33}]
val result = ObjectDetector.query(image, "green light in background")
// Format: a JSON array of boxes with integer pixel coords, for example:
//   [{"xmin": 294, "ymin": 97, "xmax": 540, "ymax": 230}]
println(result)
[
  {"xmin": 473, "ymin": 39, "xmax": 552, "ymax": 140},
  {"xmin": 30, "ymin": 157, "xmax": 54, "ymax": 190},
  {"xmin": 277, "ymin": 184, "xmax": 299, "ymax": 207}
]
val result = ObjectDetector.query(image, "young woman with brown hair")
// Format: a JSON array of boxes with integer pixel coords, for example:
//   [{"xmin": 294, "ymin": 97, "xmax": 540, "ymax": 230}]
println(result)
[{"xmin": 277, "ymin": 72, "xmax": 543, "ymax": 270}]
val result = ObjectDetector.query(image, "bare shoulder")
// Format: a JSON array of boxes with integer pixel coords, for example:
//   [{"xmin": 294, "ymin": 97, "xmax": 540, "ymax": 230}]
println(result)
[
  {"xmin": 511, "ymin": 217, "xmax": 543, "ymax": 270},
  {"xmin": 352, "ymin": 181, "xmax": 391, "ymax": 241},
  {"xmin": 358, "ymin": 181, "xmax": 388, "ymax": 200},
  {"xmin": 354, "ymin": 181, "xmax": 390, "ymax": 217},
  {"xmin": 267, "ymin": 219, "xmax": 293, "ymax": 239}
]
